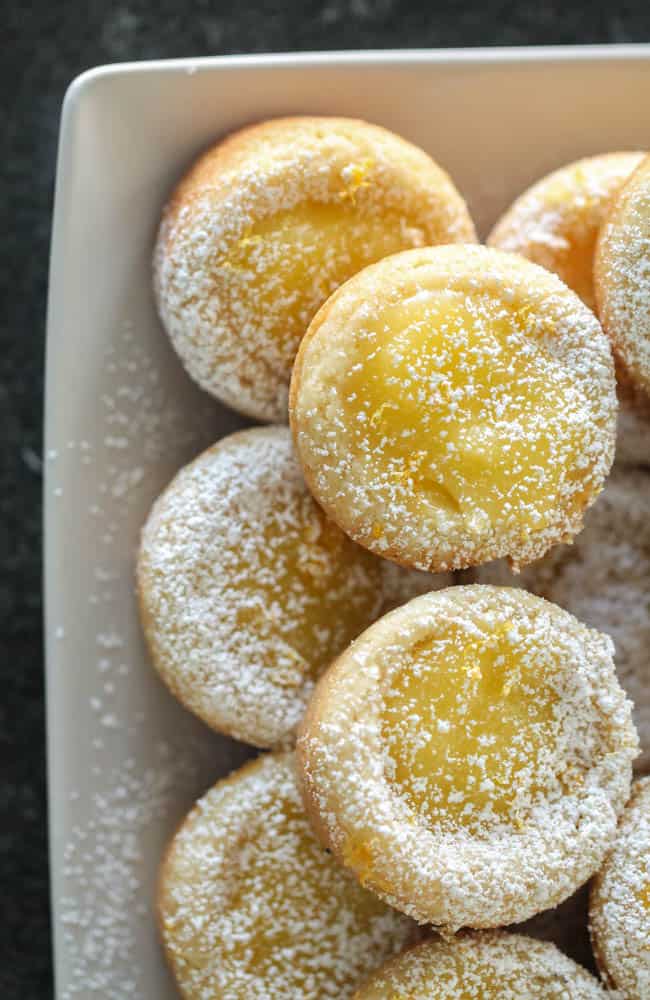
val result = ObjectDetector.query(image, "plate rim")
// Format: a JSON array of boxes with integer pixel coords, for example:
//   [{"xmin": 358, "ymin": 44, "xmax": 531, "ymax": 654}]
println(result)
[{"xmin": 63, "ymin": 43, "xmax": 650, "ymax": 91}]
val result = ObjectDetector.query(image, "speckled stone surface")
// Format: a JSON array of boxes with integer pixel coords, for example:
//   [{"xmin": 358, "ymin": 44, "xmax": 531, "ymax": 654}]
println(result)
[{"xmin": 3, "ymin": 2, "xmax": 650, "ymax": 996}]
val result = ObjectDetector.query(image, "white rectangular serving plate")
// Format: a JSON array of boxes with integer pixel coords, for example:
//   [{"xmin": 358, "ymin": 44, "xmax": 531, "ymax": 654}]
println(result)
[{"xmin": 45, "ymin": 46, "xmax": 650, "ymax": 998}]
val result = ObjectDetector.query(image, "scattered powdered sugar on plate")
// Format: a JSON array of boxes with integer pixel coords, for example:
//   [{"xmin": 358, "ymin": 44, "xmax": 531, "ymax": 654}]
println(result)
[
  {"xmin": 96, "ymin": 322, "xmax": 227, "ymax": 516},
  {"xmin": 60, "ymin": 747, "xmax": 194, "ymax": 999},
  {"xmin": 50, "ymin": 321, "xmax": 250, "ymax": 997},
  {"xmin": 58, "ymin": 731, "xmax": 250, "ymax": 999}
]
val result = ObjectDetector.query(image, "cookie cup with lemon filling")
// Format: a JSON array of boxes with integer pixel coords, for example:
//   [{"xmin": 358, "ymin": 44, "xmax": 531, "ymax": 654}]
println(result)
[
  {"xmin": 352, "ymin": 931, "xmax": 608, "ymax": 999},
  {"xmin": 155, "ymin": 116, "xmax": 476, "ymax": 422},
  {"xmin": 298, "ymin": 586, "xmax": 637, "ymax": 929},
  {"xmin": 159, "ymin": 753, "xmax": 415, "ymax": 1000},
  {"xmin": 290, "ymin": 245, "xmax": 616, "ymax": 573}
]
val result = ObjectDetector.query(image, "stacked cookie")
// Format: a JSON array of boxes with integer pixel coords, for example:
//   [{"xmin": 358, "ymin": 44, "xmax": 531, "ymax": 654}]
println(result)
[{"xmin": 140, "ymin": 119, "xmax": 650, "ymax": 997}]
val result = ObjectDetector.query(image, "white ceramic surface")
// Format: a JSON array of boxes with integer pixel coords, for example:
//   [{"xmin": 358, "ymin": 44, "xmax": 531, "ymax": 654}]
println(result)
[{"xmin": 45, "ymin": 47, "xmax": 650, "ymax": 998}]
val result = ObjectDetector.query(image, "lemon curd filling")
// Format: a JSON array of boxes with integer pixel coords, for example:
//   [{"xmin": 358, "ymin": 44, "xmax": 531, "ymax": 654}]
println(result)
[
  {"xmin": 230, "ymin": 499, "xmax": 380, "ymax": 687},
  {"xmin": 217, "ymin": 196, "xmax": 429, "ymax": 359},
  {"xmin": 342, "ymin": 289, "xmax": 589, "ymax": 542},
  {"xmin": 211, "ymin": 798, "xmax": 388, "ymax": 981},
  {"xmin": 163, "ymin": 762, "xmax": 408, "ymax": 998},
  {"xmin": 381, "ymin": 617, "xmax": 562, "ymax": 831}
]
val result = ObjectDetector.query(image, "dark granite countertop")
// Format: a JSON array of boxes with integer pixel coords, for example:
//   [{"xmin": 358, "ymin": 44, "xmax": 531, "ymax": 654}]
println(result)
[{"xmin": 3, "ymin": 1, "xmax": 649, "ymax": 996}]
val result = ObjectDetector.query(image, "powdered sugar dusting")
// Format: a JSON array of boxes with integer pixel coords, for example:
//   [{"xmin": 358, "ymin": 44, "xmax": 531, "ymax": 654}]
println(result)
[
  {"xmin": 597, "ymin": 155, "xmax": 650, "ymax": 395},
  {"xmin": 159, "ymin": 753, "xmax": 414, "ymax": 999},
  {"xmin": 137, "ymin": 426, "xmax": 384, "ymax": 749},
  {"xmin": 154, "ymin": 116, "xmax": 476, "ymax": 422},
  {"xmin": 51, "ymin": 321, "xmax": 250, "ymax": 998},
  {"xmin": 488, "ymin": 152, "xmax": 644, "ymax": 310},
  {"xmin": 473, "ymin": 466, "xmax": 650, "ymax": 772},
  {"xmin": 96, "ymin": 323, "xmax": 220, "ymax": 514},
  {"xmin": 298, "ymin": 586, "xmax": 637, "ymax": 930},
  {"xmin": 355, "ymin": 931, "xmax": 607, "ymax": 998},
  {"xmin": 590, "ymin": 777, "xmax": 650, "ymax": 998},
  {"xmin": 291, "ymin": 245, "xmax": 616, "ymax": 573},
  {"xmin": 59, "ymin": 748, "xmax": 194, "ymax": 999}
]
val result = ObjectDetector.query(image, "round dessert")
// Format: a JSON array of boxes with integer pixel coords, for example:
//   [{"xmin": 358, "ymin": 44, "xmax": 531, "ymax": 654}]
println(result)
[
  {"xmin": 159, "ymin": 753, "xmax": 414, "ymax": 1000},
  {"xmin": 590, "ymin": 777, "xmax": 650, "ymax": 998},
  {"xmin": 596, "ymin": 154, "xmax": 650, "ymax": 396},
  {"xmin": 488, "ymin": 152, "xmax": 644, "ymax": 310},
  {"xmin": 154, "ymin": 116, "xmax": 477, "ymax": 422},
  {"xmin": 353, "ymin": 931, "xmax": 607, "ymax": 998},
  {"xmin": 290, "ymin": 245, "xmax": 617, "ymax": 573},
  {"xmin": 297, "ymin": 586, "xmax": 637, "ymax": 929},
  {"xmin": 137, "ymin": 426, "xmax": 382, "ymax": 749},
  {"xmin": 379, "ymin": 560, "xmax": 453, "ymax": 614},
  {"xmin": 472, "ymin": 466, "xmax": 650, "ymax": 772}
]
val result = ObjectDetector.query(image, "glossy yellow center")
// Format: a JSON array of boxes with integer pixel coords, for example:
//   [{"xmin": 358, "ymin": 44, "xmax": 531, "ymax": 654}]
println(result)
[
  {"xmin": 171, "ymin": 784, "xmax": 401, "ymax": 997},
  {"xmin": 343, "ymin": 290, "xmax": 588, "ymax": 543},
  {"xmin": 226, "ymin": 800, "xmax": 388, "ymax": 971},
  {"xmin": 382, "ymin": 617, "xmax": 561, "ymax": 832},
  {"xmin": 219, "ymin": 186, "xmax": 430, "ymax": 364},
  {"xmin": 231, "ymin": 496, "xmax": 381, "ymax": 687}
]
